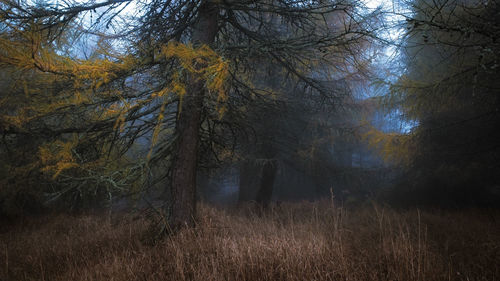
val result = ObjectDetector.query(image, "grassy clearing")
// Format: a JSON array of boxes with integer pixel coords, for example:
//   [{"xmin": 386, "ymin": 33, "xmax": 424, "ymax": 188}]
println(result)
[{"xmin": 1, "ymin": 201, "xmax": 499, "ymax": 281}]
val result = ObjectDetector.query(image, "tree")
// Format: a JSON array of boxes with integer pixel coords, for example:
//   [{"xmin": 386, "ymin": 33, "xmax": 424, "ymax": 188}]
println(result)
[
  {"xmin": 373, "ymin": 0, "xmax": 500, "ymax": 206},
  {"xmin": 0, "ymin": 0, "xmax": 378, "ymax": 227}
]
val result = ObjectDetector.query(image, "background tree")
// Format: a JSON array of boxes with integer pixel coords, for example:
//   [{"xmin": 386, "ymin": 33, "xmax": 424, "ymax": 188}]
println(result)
[{"xmin": 373, "ymin": 0, "xmax": 500, "ymax": 206}]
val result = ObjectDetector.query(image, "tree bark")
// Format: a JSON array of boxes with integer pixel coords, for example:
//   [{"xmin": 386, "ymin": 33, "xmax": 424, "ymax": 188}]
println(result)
[{"xmin": 168, "ymin": 1, "xmax": 218, "ymax": 230}]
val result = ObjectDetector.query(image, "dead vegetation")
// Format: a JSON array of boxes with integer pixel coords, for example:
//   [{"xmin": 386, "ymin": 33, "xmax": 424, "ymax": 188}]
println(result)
[{"xmin": 1, "ymin": 202, "xmax": 498, "ymax": 281}]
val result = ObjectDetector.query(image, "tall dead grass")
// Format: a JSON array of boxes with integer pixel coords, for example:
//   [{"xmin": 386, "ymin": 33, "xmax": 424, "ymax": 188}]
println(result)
[{"xmin": 1, "ymin": 201, "xmax": 498, "ymax": 281}]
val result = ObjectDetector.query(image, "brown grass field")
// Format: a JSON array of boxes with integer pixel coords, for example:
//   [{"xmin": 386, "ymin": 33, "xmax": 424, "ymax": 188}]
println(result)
[{"xmin": 0, "ymin": 201, "xmax": 499, "ymax": 281}]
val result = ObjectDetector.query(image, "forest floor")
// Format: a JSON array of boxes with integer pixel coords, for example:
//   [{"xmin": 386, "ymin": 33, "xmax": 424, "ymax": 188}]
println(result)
[{"xmin": 0, "ymin": 201, "xmax": 499, "ymax": 281}]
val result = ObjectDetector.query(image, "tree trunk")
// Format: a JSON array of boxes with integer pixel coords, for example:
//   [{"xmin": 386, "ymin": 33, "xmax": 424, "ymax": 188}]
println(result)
[
  {"xmin": 168, "ymin": 1, "xmax": 218, "ymax": 230},
  {"xmin": 238, "ymin": 160, "xmax": 260, "ymax": 203},
  {"xmin": 255, "ymin": 159, "xmax": 277, "ymax": 208}
]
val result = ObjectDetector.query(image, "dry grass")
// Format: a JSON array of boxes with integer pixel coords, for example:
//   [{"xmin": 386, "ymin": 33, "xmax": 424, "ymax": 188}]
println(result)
[{"xmin": 0, "ymin": 201, "xmax": 499, "ymax": 281}]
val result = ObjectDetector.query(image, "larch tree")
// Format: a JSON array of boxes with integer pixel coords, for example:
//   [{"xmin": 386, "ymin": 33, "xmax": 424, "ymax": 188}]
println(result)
[
  {"xmin": 369, "ymin": 0, "xmax": 500, "ymax": 206},
  {"xmin": 0, "ymin": 0, "xmax": 378, "ymax": 228}
]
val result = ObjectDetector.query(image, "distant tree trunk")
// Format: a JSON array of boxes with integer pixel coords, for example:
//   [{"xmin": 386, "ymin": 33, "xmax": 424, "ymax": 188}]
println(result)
[
  {"xmin": 255, "ymin": 141, "xmax": 278, "ymax": 208},
  {"xmin": 255, "ymin": 159, "xmax": 277, "ymax": 208},
  {"xmin": 238, "ymin": 160, "xmax": 260, "ymax": 203},
  {"xmin": 168, "ymin": 1, "xmax": 218, "ymax": 230}
]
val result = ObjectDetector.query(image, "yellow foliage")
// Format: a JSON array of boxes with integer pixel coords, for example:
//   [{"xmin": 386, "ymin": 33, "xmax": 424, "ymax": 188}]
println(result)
[
  {"xmin": 0, "ymin": 36, "xmax": 137, "ymax": 136},
  {"xmin": 161, "ymin": 42, "xmax": 230, "ymax": 117},
  {"xmin": 1, "ymin": 25, "xmax": 232, "ymax": 182},
  {"xmin": 363, "ymin": 126, "xmax": 412, "ymax": 165},
  {"xmin": 39, "ymin": 139, "xmax": 79, "ymax": 179}
]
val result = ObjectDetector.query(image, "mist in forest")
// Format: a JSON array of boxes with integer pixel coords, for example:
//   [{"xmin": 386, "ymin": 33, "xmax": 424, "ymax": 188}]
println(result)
[{"xmin": 0, "ymin": 0, "xmax": 499, "ymax": 279}]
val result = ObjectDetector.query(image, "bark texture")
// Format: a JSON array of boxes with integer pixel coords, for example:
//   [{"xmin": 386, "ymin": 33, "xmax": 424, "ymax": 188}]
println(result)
[{"xmin": 169, "ymin": 1, "xmax": 218, "ymax": 230}]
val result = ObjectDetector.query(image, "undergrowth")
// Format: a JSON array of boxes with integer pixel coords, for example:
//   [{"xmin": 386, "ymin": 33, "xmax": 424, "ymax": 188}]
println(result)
[{"xmin": 0, "ymin": 201, "xmax": 498, "ymax": 281}]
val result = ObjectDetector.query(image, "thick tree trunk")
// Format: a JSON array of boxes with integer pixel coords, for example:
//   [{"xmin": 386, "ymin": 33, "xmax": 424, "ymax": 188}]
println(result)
[{"xmin": 169, "ymin": 1, "xmax": 218, "ymax": 230}]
